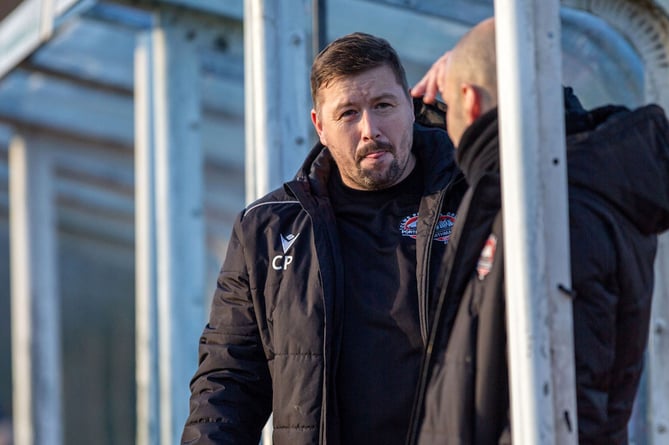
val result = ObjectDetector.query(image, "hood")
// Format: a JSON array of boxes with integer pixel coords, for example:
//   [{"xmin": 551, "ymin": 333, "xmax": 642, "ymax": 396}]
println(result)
[{"xmin": 566, "ymin": 104, "xmax": 669, "ymax": 235}]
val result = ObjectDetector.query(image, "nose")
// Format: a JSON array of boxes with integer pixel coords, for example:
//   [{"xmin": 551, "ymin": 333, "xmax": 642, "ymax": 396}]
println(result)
[{"xmin": 359, "ymin": 110, "xmax": 381, "ymax": 141}]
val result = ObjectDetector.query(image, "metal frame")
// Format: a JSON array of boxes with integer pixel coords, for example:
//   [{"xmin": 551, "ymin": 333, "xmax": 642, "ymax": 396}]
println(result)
[
  {"xmin": 243, "ymin": 0, "xmax": 314, "ymax": 203},
  {"xmin": 9, "ymin": 133, "xmax": 63, "ymax": 445},
  {"xmin": 134, "ymin": 8, "xmax": 206, "ymax": 444},
  {"xmin": 495, "ymin": 1, "xmax": 577, "ymax": 443}
]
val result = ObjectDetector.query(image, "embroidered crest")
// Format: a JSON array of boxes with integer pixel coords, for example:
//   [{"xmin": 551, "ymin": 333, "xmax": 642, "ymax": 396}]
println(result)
[
  {"xmin": 477, "ymin": 234, "xmax": 497, "ymax": 280},
  {"xmin": 433, "ymin": 212, "xmax": 456, "ymax": 244},
  {"xmin": 400, "ymin": 213, "xmax": 419, "ymax": 239},
  {"xmin": 400, "ymin": 212, "xmax": 456, "ymax": 245}
]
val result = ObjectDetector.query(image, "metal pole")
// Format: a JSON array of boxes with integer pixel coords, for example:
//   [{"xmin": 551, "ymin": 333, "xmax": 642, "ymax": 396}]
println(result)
[
  {"xmin": 493, "ymin": 1, "xmax": 578, "ymax": 444},
  {"xmin": 243, "ymin": 1, "xmax": 314, "ymax": 443},
  {"xmin": 134, "ymin": 31, "xmax": 161, "ymax": 445},
  {"xmin": 312, "ymin": 0, "xmax": 327, "ymax": 55},
  {"xmin": 153, "ymin": 12, "xmax": 205, "ymax": 445},
  {"xmin": 134, "ymin": 8, "xmax": 205, "ymax": 445},
  {"xmin": 9, "ymin": 133, "xmax": 63, "ymax": 445},
  {"xmin": 644, "ymin": 12, "xmax": 669, "ymax": 441},
  {"xmin": 649, "ymin": 237, "xmax": 669, "ymax": 443},
  {"xmin": 243, "ymin": 0, "xmax": 314, "ymax": 204}
]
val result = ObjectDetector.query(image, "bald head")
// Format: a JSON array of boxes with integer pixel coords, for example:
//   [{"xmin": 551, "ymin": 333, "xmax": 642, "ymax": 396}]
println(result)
[
  {"xmin": 440, "ymin": 17, "xmax": 498, "ymax": 147},
  {"xmin": 450, "ymin": 17, "xmax": 498, "ymax": 110}
]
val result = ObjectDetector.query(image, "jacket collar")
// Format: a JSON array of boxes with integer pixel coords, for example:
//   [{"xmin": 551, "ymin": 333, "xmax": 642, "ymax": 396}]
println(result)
[{"xmin": 456, "ymin": 108, "xmax": 500, "ymax": 185}]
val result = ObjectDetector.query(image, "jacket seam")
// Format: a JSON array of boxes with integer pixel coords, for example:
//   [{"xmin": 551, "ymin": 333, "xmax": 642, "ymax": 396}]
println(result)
[{"xmin": 244, "ymin": 200, "xmax": 301, "ymax": 216}]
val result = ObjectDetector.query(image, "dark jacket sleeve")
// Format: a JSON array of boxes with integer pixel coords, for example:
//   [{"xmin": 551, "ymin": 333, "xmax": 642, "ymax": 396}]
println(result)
[
  {"xmin": 569, "ymin": 193, "xmax": 656, "ymax": 445},
  {"xmin": 569, "ymin": 196, "xmax": 618, "ymax": 443},
  {"xmin": 181, "ymin": 215, "xmax": 273, "ymax": 445}
]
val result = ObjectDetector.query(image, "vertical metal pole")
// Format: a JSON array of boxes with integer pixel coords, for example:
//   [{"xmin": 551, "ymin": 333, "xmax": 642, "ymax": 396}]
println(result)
[
  {"xmin": 244, "ymin": 1, "xmax": 314, "ymax": 443},
  {"xmin": 312, "ymin": 0, "xmax": 327, "ymax": 55},
  {"xmin": 153, "ymin": 12, "xmax": 205, "ymax": 445},
  {"xmin": 9, "ymin": 134, "xmax": 63, "ymax": 445},
  {"xmin": 134, "ymin": 9, "xmax": 205, "ymax": 445},
  {"xmin": 645, "ymin": 31, "xmax": 669, "ymax": 442},
  {"xmin": 649, "ymin": 235, "xmax": 669, "ymax": 443},
  {"xmin": 649, "ymin": 236, "xmax": 669, "ymax": 444},
  {"xmin": 135, "ymin": 32, "xmax": 160, "ymax": 445},
  {"xmin": 493, "ymin": 2, "xmax": 578, "ymax": 444},
  {"xmin": 243, "ymin": 0, "xmax": 314, "ymax": 204}
]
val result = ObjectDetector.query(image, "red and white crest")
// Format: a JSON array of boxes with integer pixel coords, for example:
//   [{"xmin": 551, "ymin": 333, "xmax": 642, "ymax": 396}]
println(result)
[{"xmin": 476, "ymin": 234, "xmax": 497, "ymax": 280}]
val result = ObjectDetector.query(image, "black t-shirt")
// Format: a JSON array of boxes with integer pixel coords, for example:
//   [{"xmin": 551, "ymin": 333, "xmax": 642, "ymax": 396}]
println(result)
[{"xmin": 329, "ymin": 162, "xmax": 426, "ymax": 445}]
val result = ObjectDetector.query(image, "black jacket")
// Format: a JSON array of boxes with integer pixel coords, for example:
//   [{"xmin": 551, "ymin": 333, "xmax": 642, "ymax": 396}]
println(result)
[
  {"xmin": 181, "ymin": 101, "xmax": 466, "ymax": 445},
  {"xmin": 409, "ymin": 101, "xmax": 669, "ymax": 445}
]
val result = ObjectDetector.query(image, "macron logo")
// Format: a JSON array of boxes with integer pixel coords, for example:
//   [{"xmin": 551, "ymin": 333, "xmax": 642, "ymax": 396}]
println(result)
[
  {"xmin": 280, "ymin": 233, "xmax": 300, "ymax": 253},
  {"xmin": 273, "ymin": 233, "xmax": 300, "ymax": 271}
]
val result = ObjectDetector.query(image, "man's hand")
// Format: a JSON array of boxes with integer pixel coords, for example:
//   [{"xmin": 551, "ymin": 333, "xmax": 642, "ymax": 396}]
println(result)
[{"xmin": 411, "ymin": 51, "xmax": 451, "ymax": 104}]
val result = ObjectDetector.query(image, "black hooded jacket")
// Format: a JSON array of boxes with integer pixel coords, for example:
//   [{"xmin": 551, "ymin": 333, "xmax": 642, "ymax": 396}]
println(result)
[
  {"xmin": 181, "ymin": 99, "xmax": 467, "ymax": 445},
  {"xmin": 409, "ymin": 96, "xmax": 669, "ymax": 445}
]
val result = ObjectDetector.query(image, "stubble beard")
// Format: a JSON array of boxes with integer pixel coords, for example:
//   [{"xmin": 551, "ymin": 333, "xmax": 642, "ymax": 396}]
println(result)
[{"xmin": 354, "ymin": 140, "xmax": 407, "ymax": 190}]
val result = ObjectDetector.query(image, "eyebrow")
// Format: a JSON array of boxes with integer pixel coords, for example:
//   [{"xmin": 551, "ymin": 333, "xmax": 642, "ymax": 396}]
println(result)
[
  {"xmin": 374, "ymin": 93, "xmax": 401, "ymax": 102},
  {"xmin": 332, "ymin": 93, "xmax": 400, "ymax": 114}
]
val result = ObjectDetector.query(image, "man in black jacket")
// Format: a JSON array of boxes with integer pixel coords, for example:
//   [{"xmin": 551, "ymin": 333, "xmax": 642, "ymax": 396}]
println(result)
[
  {"xmin": 181, "ymin": 32, "xmax": 466, "ymax": 445},
  {"xmin": 408, "ymin": 17, "xmax": 669, "ymax": 445}
]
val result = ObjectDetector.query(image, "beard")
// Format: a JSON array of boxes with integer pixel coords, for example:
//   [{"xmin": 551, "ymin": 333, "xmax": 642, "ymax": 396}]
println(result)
[{"xmin": 354, "ymin": 140, "xmax": 406, "ymax": 190}]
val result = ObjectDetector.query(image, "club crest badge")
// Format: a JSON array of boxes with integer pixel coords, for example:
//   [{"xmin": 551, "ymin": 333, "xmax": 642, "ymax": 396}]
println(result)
[
  {"xmin": 399, "ymin": 213, "xmax": 419, "ymax": 239},
  {"xmin": 400, "ymin": 212, "xmax": 456, "ymax": 245},
  {"xmin": 477, "ymin": 234, "xmax": 497, "ymax": 280},
  {"xmin": 433, "ymin": 212, "xmax": 456, "ymax": 244}
]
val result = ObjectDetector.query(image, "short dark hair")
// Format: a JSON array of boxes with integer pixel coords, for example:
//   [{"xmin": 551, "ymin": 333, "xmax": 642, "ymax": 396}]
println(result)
[{"xmin": 310, "ymin": 32, "xmax": 410, "ymax": 110}]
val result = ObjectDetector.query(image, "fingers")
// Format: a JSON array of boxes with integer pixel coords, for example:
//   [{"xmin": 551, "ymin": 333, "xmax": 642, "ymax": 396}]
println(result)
[
  {"xmin": 410, "ymin": 74, "xmax": 428, "ymax": 98},
  {"xmin": 411, "ymin": 72, "xmax": 436, "ymax": 103},
  {"xmin": 411, "ymin": 51, "xmax": 451, "ymax": 104},
  {"xmin": 411, "ymin": 70, "xmax": 439, "ymax": 103},
  {"xmin": 411, "ymin": 61, "xmax": 439, "ymax": 103}
]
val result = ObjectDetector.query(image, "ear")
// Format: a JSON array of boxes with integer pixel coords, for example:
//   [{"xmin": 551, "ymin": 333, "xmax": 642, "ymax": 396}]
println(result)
[
  {"xmin": 311, "ymin": 109, "xmax": 327, "ymax": 145},
  {"xmin": 461, "ymin": 84, "xmax": 482, "ymax": 125}
]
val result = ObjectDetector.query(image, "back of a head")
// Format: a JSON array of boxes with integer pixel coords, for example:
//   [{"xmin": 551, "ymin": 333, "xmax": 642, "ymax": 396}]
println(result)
[
  {"xmin": 450, "ymin": 17, "xmax": 498, "ymax": 110},
  {"xmin": 310, "ymin": 32, "xmax": 409, "ymax": 110}
]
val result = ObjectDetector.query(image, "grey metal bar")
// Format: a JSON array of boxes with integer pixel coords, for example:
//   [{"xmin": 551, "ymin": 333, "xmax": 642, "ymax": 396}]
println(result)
[
  {"xmin": 9, "ymin": 133, "xmax": 63, "ymax": 445},
  {"xmin": 243, "ymin": 0, "xmax": 314, "ymax": 204},
  {"xmin": 493, "ymin": 2, "xmax": 578, "ymax": 444},
  {"xmin": 649, "ymin": 235, "xmax": 669, "ymax": 443},
  {"xmin": 134, "ymin": 30, "xmax": 161, "ymax": 445},
  {"xmin": 134, "ymin": 8, "xmax": 205, "ymax": 445}
]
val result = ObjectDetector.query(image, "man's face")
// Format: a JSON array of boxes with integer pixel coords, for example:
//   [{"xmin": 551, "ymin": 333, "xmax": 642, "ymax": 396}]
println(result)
[{"xmin": 311, "ymin": 65, "xmax": 415, "ymax": 190}]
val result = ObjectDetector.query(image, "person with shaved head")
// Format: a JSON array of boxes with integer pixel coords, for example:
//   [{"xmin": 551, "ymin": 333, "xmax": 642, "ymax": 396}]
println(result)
[{"xmin": 407, "ymin": 17, "xmax": 669, "ymax": 445}]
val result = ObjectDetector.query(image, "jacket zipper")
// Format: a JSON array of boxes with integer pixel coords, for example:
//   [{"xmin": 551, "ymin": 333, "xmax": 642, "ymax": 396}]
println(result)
[
  {"xmin": 418, "ymin": 171, "xmax": 465, "ymax": 344},
  {"xmin": 418, "ymin": 188, "xmax": 446, "ymax": 344}
]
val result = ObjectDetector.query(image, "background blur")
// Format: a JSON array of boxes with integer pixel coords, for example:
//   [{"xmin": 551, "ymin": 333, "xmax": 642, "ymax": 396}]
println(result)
[{"xmin": 1, "ymin": 0, "xmax": 668, "ymax": 444}]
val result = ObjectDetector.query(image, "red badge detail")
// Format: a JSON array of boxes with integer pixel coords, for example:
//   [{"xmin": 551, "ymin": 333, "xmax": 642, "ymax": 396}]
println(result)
[{"xmin": 477, "ymin": 234, "xmax": 497, "ymax": 280}]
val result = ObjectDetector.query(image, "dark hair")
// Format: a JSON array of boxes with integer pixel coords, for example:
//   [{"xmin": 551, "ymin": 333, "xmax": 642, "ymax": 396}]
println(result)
[{"xmin": 310, "ymin": 32, "xmax": 409, "ymax": 110}]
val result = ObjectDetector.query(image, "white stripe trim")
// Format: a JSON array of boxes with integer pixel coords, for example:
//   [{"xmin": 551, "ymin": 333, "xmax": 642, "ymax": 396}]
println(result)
[{"xmin": 243, "ymin": 200, "xmax": 301, "ymax": 216}]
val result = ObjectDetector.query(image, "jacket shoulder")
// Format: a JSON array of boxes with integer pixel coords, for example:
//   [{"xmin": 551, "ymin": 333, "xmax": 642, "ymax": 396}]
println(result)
[
  {"xmin": 566, "ymin": 103, "xmax": 669, "ymax": 234},
  {"xmin": 242, "ymin": 185, "xmax": 301, "ymax": 219}
]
